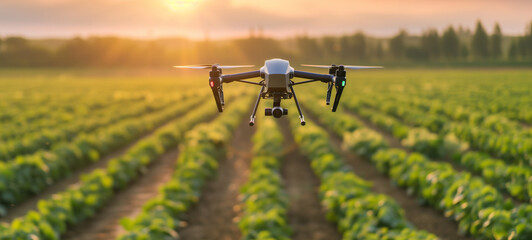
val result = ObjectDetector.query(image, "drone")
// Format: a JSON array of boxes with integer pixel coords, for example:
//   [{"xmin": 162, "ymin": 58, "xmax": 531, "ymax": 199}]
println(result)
[{"xmin": 174, "ymin": 58, "xmax": 381, "ymax": 126}]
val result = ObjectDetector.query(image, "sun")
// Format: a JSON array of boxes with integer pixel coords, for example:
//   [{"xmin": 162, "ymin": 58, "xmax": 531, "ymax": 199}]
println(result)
[{"xmin": 166, "ymin": 0, "xmax": 203, "ymax": 12}]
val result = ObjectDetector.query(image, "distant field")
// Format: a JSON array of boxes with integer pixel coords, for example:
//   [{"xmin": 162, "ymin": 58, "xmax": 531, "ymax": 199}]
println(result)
[{"xmin": 0, "ymin": 68, "xmax": 531, "ymax": 240}]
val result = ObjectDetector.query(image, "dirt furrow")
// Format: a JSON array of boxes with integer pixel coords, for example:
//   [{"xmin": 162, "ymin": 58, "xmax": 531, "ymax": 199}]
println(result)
[
  {"xmin": 62, "ymin": 147, "xmax": 180, "ymax": 240},
  {"xmin": 178, "ymin": 118, "xmax": 254, "ymax": 240},
  {"xmin": 279, "ymin": 118, "xmax": 342, "ymax": 240},
  {"xmin": 1, "ymin": 123, "xmax": 166, "ymax": 223},
  {"xmin": 303, "ymin": 109, "xmax": 471, "ymax": 240},
  {"xmin": 346, "ymin": 109, "xmax": 523, "ymax": 205}
]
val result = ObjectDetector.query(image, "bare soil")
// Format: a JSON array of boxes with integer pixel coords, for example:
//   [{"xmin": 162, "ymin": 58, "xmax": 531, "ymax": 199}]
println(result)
[
  {"xmin": 279, "ymin": 118, "xmax": 342, "ymax": 240},
  {"xmin": 178, "ymin": 117, "xmax": 254, "ymax": 240},
  {"xmin": 1, "ymin": 123, "xmax": 167, "ymax": 223},
  {"xmin": 347, "ymin": 110, "xmax": 473, "ymax": 170},
  {"xmin": 347, "ymin": 109, "xmax": 523, "ymax": 205},
  {"xmin": 62, "ymin": 147, "xmax": 181, "ymax": 240},
  {"xmin": 303, "ymin": 109, "xmax": 471, "ymax": 240},
  {"xmin": 347, "ymin": 111, "xmax": 404, "ymax": 150}
]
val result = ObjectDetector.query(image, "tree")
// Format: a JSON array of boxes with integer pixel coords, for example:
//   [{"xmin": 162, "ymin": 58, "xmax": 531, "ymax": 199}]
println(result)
[
  {"xmin": 321, "ymin": 36, "xmax": 339, "ymax": 58},
  {"xmin": 390, "ymin": 30, "xmax": 407, "ymax": 59},
  {"xmin": 517, "ymin": 37, "xmax": 528, "ymax": 58},
  {"xmin": 460, "ymin": 44, "xmax": 470, "ymax": 59},
  {"xmin": 515, "ymin": 21, "xmax": 532, "ymax": 59},
  {"xmin": 296, "ymin": 35, "xmax": 322, "ymax": 60},
  {"xmin": 441, "ymin": 26, "xmax": 460, "ymax": 59},
  {"xmin": 490, "ymin": 23, "xmax": 503, "ymax": 59},
  {"xmin": 421, "ymin": 29, "xmax": 440, "ymax": 60},
  {"xmin": 406, "ymin": 46, "xmax": 426, "ymax": 60},
  {"xmin": 56, "ymin": 37, "xmax": 93, "ymax": 66},
  {"xmin": 234, "ymin": 37, "xmax": 288, "ymax": 64},
  {"xmin": 508, "ymin": 41, "xmax": 518, "ymax": 59},
  {"xmin": 471, "ymin": 20, "xmax": 490, "ymax": 59},
  {"xmin": 339, "ymin": 35, "xmax": 351, "ymax": 60},
  {"xmin": 526, "ymin": 21, "xmax": 532, "ymax": 58},
  {"xmin": 351, "ymin": 32, "xmax": 367, "ymax": 60},
  {"xmin": 375, "ymin": 41, "xmax": 384, "ymax": 60},
  {"xmin": 2, "ymin": 37, "xmax": 51, "ymax": 67}
]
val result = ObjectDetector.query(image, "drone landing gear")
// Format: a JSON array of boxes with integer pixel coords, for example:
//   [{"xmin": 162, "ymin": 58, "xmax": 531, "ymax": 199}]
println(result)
[
  {"xmin": 249, "ymin": 86, "xmax": 264, "ymax": 126},
  {"xmin": 249, "ymin": 88, "xmax": 304, "ymax": 126},
  {"xmin": 290, "ymin": 85, "xmax": 306, "ymax": 126},
  {"xmin": 326, "ymin": 82, "xmax": 333, "ymax": 105}
]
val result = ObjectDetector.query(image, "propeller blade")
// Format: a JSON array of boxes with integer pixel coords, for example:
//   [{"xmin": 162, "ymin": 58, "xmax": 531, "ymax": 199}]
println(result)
[
  {"xmin": 218, "ymin": 65, "xmax": 255, "ymax": 69},
  {"xmin": 343, "ymin": 65, "xmax": 383, "ymax": 69},
  {"xmin": 301, "ymin": 64, "xmax": 330, "ymax": 68},
  {"xmin": 173, "ymin": 64, "xmax": 254, "ymax": 69},
  {"xmin": 173, "ymin": 65, "xmax": 211, "ymax": 69},
  {"xmin": 301, "ymin": 64, "xmax": 383, "ymax": 69}
]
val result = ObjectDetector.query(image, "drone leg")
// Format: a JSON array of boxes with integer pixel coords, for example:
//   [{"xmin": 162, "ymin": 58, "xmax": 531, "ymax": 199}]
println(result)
[
  {"xmin": 326, "ymin": 82, "xmax": 333, "ymax": 105},
  {"xmin": 220, "ymin": 85, "xmax": 225, "ymax": 107},
  {"xmin": 290, "ymin": 85, "xmax": 306, "ymax": 126},
  {"xmin": 249, "ymin": 86, "xmax": 264, "ymax": 126}
]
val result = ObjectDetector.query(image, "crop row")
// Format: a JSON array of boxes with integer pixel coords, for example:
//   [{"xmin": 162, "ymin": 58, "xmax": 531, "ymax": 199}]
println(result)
[
  {"xmin": 352, "ymin": 94, "xmax": 532, "ymax": 166},
  {"xmin": 118, "ymin": 96, "xmax": 251, "ymax": 240},
  {"xmin": 0, "ymin": 98, "xmax": 183, "ymax": 161},
  {"xmin": 0, "ymin": 96, "xmax": 148, "ymax": 142},
  {"xmin": 237, "ymin": 118, "xmax": 291, "ymax": 240},
  {"xmin": 342, "ymin": 100, "xmax": 532, "ymax": 202},
  {"xmin": 345, "ymin": 104, "xmax": 468, "ymax": 159},
  {"xmin": 353, "ymin": 75, "xmax": 530, "ymax": 126},
  {"xmin": 0, "ymin": 95, "xmax": 108, "ymax": 124},
  {"xmin": 302, "ymin": 94, "xmax": 532, "ymax": 239},
  {"xmin": 386, "ymin": 95, "xmax": 525, "ymax": 134},
  {"xmin": 393, "ymin": 95, "xmax": 530, "ymax": 130},
  {"xmin": 0, "ymin": 97, "xmax": 225, "ymax": 240},
  {"xmin": 368, "ymin": 147, "xmax": 532, "ymax": 239},
  {"xmin": 0, "ymin": 93, "xmax": 150, "ymax": 129},
  {"xmin": 0, "ymin": 96, "xmax": 204, "ymax": 216},
  {"xmin": 286, "ymin": 102, "xmax": 437, "ymax": 239},
  {"xmin": 296, "ymin": 94, "xmax": 362, "ymax": 137}
]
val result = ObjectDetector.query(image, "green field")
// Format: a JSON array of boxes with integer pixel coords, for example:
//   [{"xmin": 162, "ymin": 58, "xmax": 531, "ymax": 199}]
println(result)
[{"xmin": 0, "ymin": 68, "xmax": 531, "ymax": 240}]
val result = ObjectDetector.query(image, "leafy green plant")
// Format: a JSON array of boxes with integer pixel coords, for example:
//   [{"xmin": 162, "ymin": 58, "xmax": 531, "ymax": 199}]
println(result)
[
  {"xmin": 308, "ymin": 93, "xmax": 532, "ymax": 239},
  {"xmin": 0, "ymin": 97, "xmax": 204, "ymax": 216},
  {"xmin": 458, "ymin": 152, "xmax": 532, "ymax": 201},
  {"xmin": 286, "ymin": 103, "xmax": 437, "ymax": 239},
  {"xmin": 238, "ymin": 118, "xmax": 291, "ymax": 240},
  {"xmin": 372, "ymin": 148, "xmax": 532, "ymax": 239},
  {"xmin": 0, "ymin": 97, "xmax": 231, "ymax": 239},
  {"xmin": 0, "ymin": 99, "xmax": 177, "ymax": 161},
  {"xmin": 117, "ymin": 95, "xmax": 251, "ymax": 240},
  {"xmin": 343, "ymin": 128, "xmax": 388, "ymax": 158}
]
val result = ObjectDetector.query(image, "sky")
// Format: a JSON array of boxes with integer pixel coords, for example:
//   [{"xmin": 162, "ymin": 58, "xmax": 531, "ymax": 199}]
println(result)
[{"xmin": 0, "ymin": 0, "xmax": 531, "ymax": 39}]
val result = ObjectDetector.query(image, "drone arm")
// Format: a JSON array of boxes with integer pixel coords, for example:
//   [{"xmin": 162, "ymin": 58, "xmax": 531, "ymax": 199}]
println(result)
[
  {"xmin": 293, "ymin": 71, "xmax": 334, "ymax": 83},
  {"xmin": 222, "ymin": 71, "xmax": 261, "ymax": 83},
  {"xmin": 235, "ymin": 80, "xmax": 264, "ymax": 86},
  {"xmin": 290, "ymin": 79, "xmax": 322, "ymax": 86}
]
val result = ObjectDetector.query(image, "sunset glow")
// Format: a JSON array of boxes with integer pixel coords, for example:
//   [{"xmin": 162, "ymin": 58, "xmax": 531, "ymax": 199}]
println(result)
[
  {"xmin": 0, "ymin": 0, "xmax": 531, "ymax": 38},
  {"xmin": 166, "ymin": 0, "xmax": 202, "ymax": 12}
]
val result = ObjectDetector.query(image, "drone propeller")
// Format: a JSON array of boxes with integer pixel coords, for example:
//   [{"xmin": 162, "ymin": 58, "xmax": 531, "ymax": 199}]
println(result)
[
  {"xmin": 301, "ymin": 64, "xmax": 383, "ymax": 69},
  {"xmin": 173, "ymin": 64, "xmax": 255, "ymax": 69},
  {"xmin": 300, "ymin": 64, "xmax": 382, "ymax": 112}
]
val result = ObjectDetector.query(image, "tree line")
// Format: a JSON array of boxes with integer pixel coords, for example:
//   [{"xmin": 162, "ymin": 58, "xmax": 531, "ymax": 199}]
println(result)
[{"xmin": 0, "ymin": 20, "xmax": 531, "ymax": 67}]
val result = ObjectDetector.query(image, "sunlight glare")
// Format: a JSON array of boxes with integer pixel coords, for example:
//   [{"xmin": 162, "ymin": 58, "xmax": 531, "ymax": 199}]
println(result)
[{"xmin": 166, "ymin": 0, "xmax": 202, "ymax": 12}]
